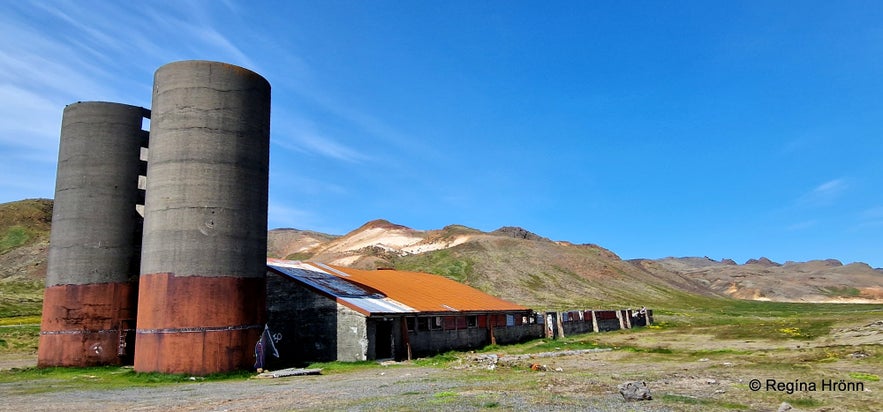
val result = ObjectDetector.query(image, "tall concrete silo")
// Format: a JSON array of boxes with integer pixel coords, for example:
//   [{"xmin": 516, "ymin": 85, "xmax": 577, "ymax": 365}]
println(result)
[
  {"xmin": 38, "ymin": 102, "xmax": 149, "ymax": 367},
  {"xmin": 135, "ymin": 61, "xmax": 271, "ymax": 375}
]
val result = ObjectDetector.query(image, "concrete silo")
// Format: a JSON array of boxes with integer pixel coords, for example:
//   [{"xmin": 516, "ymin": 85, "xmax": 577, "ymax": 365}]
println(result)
[
  {"xmin": 135, "ymin": 61, "xmax": 271, "ymax": 375},
  {"xmin": 38, "ymin": 102, "xmax": 149, "ymax": 367}
]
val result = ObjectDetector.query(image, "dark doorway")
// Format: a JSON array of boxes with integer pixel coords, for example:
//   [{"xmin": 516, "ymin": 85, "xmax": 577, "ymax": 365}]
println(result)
[{"xmin": 375, "ymin": 320, "xmax": 393, "ymax": 359}]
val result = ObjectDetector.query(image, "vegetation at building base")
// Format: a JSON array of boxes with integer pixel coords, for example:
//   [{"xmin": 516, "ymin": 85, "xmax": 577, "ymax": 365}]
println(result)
[{"xmin": 0, "ymin": 366, "xmax": 253, "ymax": 394}]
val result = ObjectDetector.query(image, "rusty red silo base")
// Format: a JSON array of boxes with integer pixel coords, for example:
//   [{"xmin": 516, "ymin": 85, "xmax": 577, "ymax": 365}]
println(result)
[
  {"xmin": 133, "ymin": 273, "xmax": 266, "ymax": 375},
  {"xmin": 38, "ymin": 282, "xmax": 138, "ymax": 367}
]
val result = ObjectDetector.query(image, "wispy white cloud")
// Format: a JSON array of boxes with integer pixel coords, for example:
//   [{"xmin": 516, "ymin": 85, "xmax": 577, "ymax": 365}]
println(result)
[
  {"xmin": 267, "ymin": 199, "xmax": 329, "ymax": 231},
  {"xmin": 0, "ymin": 1, "xmax": 273, "ymax": 201},
  {"xmin": 797, "ymin": 178, "xmax": 848, "ymax": 206},
  {"xmin": 854, "ymin": 206, "xmax": 883, "ymax": 230},
  {"xmin": 272, "ymin": 112, "xmax": 370, "ymax": 163}
]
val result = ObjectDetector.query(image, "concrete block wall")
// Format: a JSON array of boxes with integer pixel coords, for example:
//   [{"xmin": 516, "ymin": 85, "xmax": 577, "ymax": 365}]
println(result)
[
  {"xmin": 265, "ymin": 273, "xmax": 339, "ymax": 367},
  {"xmin": 407, "ymin": 327, "xmax": 489, "ymax": 357},
  {"xmin": 336, "ymin": 304, "xmax": 368, "ymax": 362},
  {"xmin": 493, "ymin": 324, "xmax": 544, "ymax": 344}
]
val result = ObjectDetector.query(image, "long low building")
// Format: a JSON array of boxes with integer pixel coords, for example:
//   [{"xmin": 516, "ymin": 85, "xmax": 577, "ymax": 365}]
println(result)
[{"xmin": 265, "ymin": 259, "xmax": 539, "ymax": 367}]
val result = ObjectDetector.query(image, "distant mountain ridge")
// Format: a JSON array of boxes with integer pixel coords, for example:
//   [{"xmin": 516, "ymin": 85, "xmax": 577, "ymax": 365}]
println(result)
[
  {"xmin": 2, "ymin": 199, "xmax": 881, "ymax": 308},
  {"xmin": 267, "ymin": 217, "xmax": 883, "ymax": 306}
]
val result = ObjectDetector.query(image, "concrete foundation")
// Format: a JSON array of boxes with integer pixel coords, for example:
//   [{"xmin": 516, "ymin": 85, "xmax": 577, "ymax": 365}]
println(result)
[
  {"xmin": 39, "ymin": 102, "xmax": 148, "ymax": 367},
  {"xmin": 136, "ymin": 61, "xmax": 271, "ymax": 375}
]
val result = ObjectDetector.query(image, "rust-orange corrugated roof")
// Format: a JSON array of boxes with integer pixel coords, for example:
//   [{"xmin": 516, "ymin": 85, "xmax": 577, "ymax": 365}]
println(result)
[{"xmin": 308, "ymin": 262, "xmax": 527, "ymax": 313}]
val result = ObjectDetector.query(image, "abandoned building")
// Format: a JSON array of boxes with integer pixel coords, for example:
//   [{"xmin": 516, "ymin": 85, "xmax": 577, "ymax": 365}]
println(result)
[
  {"xmin": 38, "ymin": 59, "xmax": 651, "ymax": 375},
  {"xmin": 265, "ymin": 259, "xmax": 538, "ymax": 367}
]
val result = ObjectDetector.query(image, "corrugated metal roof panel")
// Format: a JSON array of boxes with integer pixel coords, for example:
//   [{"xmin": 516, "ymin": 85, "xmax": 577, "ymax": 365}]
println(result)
[
  {"xmin": 306, "ymin": 263, "xmax": 528, "ymax": 313},
  {"xmin": 268, "ymin": 260, "xmax": 373, "ymax": 298},
  {"xmin": 267, "ymin": 259, "xmax": 417, "ymax": 314}
]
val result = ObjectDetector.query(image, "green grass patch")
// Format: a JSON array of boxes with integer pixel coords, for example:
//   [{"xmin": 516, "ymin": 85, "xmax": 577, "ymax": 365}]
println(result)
[
  {"xmin": 0, "ymin": 280, "xmax": 44, "ymax": 318},
  {"xmin": 712, "ymin": 319, "xmax": 833, "ymax": 341},
  {"xmin": 0, "ymin": 324, "xmax": 39, "ymax": 353},
  {"xmin": 283, "ymin": 252, "xmax": 313, "ymax": 261},
  {"xmin": 620, "ymin": 346, "xmax": 673, "ymax": 354},
  {"xmin": 0, "ymin": 366, "xmax": 252, "ymax": 394},
  {"xmin": 304, "ymin": 360, "xmax": 380, "ymax": 374},
  {"xmin": 823, "ymin": 286, "xmax": 862, "ymax": 298},
  {"xmin": 689, "ymin": 349, "xmax": 753, "ymax": 356},
  {"xmin": 430, "ymin": 391, "xmax": 459, "ymax": 405},
  {"xmin": 849, "ymin": 372, "xmax": 880, "ymax": 382},
  {"xmin": 0, "ymin": 226, "xmax": 32, "ymax": 253},
  {"xmin": 476, "ymin": 335, "xmax": 607, "ymax": 355},
  {"xmin": 393, "ymin": 250, "xmax": 475, "ymax": 283},
  {"xmin": 0, "ymin": 315, "xmax": 41, "ymax": 326},
  {"xmin": 412, "ymin": 351, "xmax": 460, "ymax": 367},
  {"xmin": 787, "ymin": 396, "xmax": 824, "ymax": 408},
  {"xmin": 661, "ymin": 393, "xmax": 748, "ymax": 409}
]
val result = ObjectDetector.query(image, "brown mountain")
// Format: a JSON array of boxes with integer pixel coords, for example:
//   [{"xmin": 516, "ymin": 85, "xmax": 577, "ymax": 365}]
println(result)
[
  {"xmin": 2, "ymin": 199, "xmax": 881, "ymax": 309},
  {"xmin": 263, "ymin": 219, "xmax": 883, "ymax": 307},
  {"xmin": 0, "ymin": 199, "xmax": 52, "ymax": 282}
]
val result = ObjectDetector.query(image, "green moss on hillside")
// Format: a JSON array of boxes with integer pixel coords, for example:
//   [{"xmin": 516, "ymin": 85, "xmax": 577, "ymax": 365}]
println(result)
[{"xmin": 393, "ymin": 250, "xmax": 476, "ymax": 283}]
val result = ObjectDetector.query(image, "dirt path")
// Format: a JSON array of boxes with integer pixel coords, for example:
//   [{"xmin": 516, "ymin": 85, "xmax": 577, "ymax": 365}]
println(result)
[{"xmin": 1, "ymin": 322, "xmax": 880, "ymax": 411}]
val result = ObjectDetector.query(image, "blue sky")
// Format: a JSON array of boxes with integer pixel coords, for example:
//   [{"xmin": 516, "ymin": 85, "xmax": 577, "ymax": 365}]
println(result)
[{"xmin": 2, "ymin": 1, "xmax": 882, "ymax": 267}]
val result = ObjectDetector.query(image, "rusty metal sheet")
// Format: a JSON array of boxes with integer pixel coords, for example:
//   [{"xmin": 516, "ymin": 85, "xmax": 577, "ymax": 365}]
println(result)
[
  {"xmin": 134, "ymin": 273, "xmax": 265, "ymax": 375},
  {"xmin": 38, "ymin": 282, "xmax": 138, "ymax": 367}
]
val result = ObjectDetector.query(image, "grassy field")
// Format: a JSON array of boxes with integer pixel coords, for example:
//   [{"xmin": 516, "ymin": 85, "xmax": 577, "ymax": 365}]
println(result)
[
  {"xmin": 1, "ymin": 277, "xmax": 880, "ymax": 410},
  {"xmin": 2, "ymin": 297, "xmax": 881, "ymax": 410}
]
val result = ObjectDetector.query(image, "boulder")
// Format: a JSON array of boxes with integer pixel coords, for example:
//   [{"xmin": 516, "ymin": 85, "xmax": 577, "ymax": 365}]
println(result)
[{"xmin": 618, "ymin": 381, "xmax": 652, "ymax": 401}]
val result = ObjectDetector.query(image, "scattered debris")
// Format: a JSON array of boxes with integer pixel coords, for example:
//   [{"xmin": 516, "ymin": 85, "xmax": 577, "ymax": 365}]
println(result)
[
  {"xmin": 777, "ymin": 401, "xmax": 793, "ymax": 412},
  {"xmin": 465, "ymin": 348, "xmax": 612, "ymax": 370},
  {"xmin": 254, "ymin": 368, "xmax": 322, "ymax": 379},
  {"xmin": 618, "ymin": 381, "xmax": 652, "ymax": 401}
]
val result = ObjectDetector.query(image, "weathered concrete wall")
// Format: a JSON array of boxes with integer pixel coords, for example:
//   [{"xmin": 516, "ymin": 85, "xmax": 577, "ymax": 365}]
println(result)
[
  {"xmin": 407, "ymin": 327, "xmax": 489, "ymax": 357},
  {"xmin": 563, "ymin": 319, "xmax": 595, "ymax": 336},
  {"xmin": 593, "ymin": 310, "xmax": 622, "ymax": 332},
  {"xmin": 494, "ymin": 324, "xmax": 544, "ymax": 344},
  {"xmin": 139, "ymin": 60, "xmax": 270, "ymax": 279},
  {"xmin": 39, "ymin": 101, "xmax": 148, "ymax": 367},
  {"xmin": 136, "ymin": 61, "xmax": 271, "ymax": 375},
  {"xmin": 45, "ymin": 101, "xmax": 148, "ymax": 287},
  {"xmin": 336, "ymin": 304, "xmax": 368, "ymax": 361},
  {"xmin": 265, "ymin": 272, "xmax": 338, "ymax": 367}
]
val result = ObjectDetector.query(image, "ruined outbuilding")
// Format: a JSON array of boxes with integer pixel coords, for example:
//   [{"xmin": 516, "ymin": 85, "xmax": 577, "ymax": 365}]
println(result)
[{"xmin": 265, "ymin": 259, "xmax": 538, "ymax": 366}]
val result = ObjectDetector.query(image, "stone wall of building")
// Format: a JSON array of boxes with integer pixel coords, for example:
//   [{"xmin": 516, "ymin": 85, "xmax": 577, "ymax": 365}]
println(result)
[{"xmin": 265, "ymin": 273, "xmax": 341, "ymax": 367}]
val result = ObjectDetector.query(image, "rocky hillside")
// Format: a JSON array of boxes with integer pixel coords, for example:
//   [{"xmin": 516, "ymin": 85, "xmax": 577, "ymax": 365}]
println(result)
[
  {"xmin": 2, "ymin": 199, "xmax": 881, "ymax": 308},
  {"xmin": 266, "ymin": 218, "xmax": 883, "ymax": 307},
  {"xmin": 0, "ymin": 199, "xmax": 52, "ymax": 282},
  {"xmin": 641, "ymin": 256, "xmax": 883, "ymax": 303}
]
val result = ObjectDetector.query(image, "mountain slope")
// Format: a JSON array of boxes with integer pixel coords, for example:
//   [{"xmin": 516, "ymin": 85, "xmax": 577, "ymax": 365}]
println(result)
[
  {"xmin": 0, "ymin": 199, "xmax": 52, "ymax": 282},
  {"xmin": 2, "ymin": 199, "xmax": 880, "ymax": 309},
  {"xmin": 649, "ymin": 256, "xmax": 883, "ymax": 303},
  {"xmin": 264, "ymin": 219, "xmax": 882, "ymax": 307}
]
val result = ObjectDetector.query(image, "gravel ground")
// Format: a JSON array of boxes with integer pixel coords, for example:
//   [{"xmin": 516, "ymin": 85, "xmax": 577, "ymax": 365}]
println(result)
[
  {"xmin": 2, "ymin": 321, "xmax": 879, "ymax": 411},
  {"xmin": 0, "ymin": 356, "xmax": 671, "ymax": 411}
]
